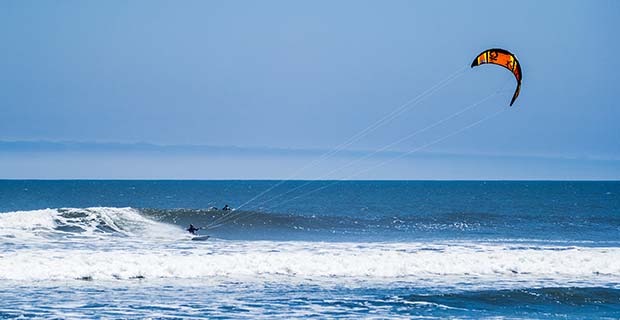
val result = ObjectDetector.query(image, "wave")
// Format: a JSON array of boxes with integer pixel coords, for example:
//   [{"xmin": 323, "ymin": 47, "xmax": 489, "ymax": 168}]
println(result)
[
  {"xmin": 142, "ymin": 208, "xmax": 487, "ymax": 233},
  {"xmin": 0, "ymin": 207, "xmax": 182, "ymax": 241},
  {"xmin": 142, "ymin": 208, "xmax": 620, "ymax": 243},
  {"xmin": 401, "ymin": 287, "xmax": 620, "ymax": 312},
  {"xmin": 1, "ymin": 207, "xmax": 619, "ymax": 284},
  {"xmin": 0, "ymin": 206, "xmax": 491, "ymax": 242},
  {"xmin": 1, "ymin": 240, "xmax": 619, "ymax": 282},
  {"xmin": 3, "ymin": 207, "xmax": 618, "ymax": 244},
  {"xmin": 140, "ymin": 207, "xmax": 620, "ymax": 234}
]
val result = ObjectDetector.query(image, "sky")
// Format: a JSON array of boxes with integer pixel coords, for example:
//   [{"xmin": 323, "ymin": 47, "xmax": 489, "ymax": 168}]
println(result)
[{"xmin": 1, "ymin": 0, "xmax": 619, "ymax": 179}]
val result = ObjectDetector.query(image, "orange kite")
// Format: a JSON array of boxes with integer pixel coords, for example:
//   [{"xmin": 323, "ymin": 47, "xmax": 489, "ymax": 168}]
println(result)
[{"xmin": 471, "ymin": 48, "xmax": 522, "ymax": 106}]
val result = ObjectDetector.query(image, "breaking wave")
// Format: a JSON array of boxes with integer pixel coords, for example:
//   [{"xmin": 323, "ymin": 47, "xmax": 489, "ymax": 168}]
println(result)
[
  {"xmin": 0, "ymin": 207, "xmax": 182, "ymax": 241},
  {"xmin": 1, "ymin": 208, "xmax": 619, "ymax": 286}
]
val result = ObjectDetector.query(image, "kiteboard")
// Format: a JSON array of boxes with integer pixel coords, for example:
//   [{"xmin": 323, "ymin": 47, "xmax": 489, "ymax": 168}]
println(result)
[{"xmin": 191, "ymin": 235, "xmax": 210, "ymax": 241}]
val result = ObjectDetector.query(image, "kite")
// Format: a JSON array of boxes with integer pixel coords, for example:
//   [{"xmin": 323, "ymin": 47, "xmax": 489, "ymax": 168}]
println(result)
[{"xmin": 471, "ymin": 48, "xmax": 522, "ymax": 106}]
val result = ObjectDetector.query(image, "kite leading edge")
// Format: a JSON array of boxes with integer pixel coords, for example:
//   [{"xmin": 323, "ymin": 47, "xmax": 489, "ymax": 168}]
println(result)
[{"xmin": 471, "ymin": 48, "xmax": 522, "ymax": 106}]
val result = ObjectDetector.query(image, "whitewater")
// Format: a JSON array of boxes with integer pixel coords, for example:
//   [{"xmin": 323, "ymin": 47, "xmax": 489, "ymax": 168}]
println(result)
[{"xmin": 1, "ymin": 207, "xmax": 619, "ymax": 285}]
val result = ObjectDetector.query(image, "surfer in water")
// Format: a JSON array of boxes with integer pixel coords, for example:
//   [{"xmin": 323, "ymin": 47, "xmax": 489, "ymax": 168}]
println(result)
[
  {"xmin": 187, "ymin": 224, "xmax": 200, "ymax": 235},
  {"xmin": 222, "ymin": 204, "xmax": 231, "ymax": 211}
]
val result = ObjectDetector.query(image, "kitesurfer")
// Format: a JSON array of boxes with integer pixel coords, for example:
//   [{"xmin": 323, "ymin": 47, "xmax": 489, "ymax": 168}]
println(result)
[
  {"xmin": 187, "ymin": 224, "xmax": 200, "ymax": 235},
  {"xmin": 222, "ymin": 204, "xmax": 231, "ymax": 211}
]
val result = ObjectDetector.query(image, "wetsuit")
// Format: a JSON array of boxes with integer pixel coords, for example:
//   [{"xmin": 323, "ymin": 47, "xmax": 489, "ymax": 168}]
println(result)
[{"xmin": 187, "ymin": 224, "xmax": 200, "ymax": 235}]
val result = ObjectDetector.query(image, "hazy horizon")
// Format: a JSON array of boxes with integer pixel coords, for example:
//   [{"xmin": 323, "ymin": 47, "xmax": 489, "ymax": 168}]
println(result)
[{"xmin": 2, "ymin": 139, "xmax": 618, "ymax": 180}]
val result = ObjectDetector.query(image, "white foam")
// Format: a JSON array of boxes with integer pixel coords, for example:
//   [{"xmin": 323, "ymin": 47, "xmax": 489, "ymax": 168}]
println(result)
[
  {"xmin": 1, "ymin": 241, "xmax": 619, "ymax": 283},
  {"xmin": 0, "ymin": 209, "xmax": 58, "ymax": 229},
  {"xmin": 2, "ymin": 209, "xmax": 619, "ymax": 285},
  {"xmin": 0, "ymin": 207, "xmax": 182, "ymax": 241},
  {"xmin": 0, "ymin": 209, "xmax": 58, "ymax": 239}
]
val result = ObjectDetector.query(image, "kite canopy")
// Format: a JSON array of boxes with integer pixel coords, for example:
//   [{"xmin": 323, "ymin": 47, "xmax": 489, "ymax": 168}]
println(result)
[{"xmin": 471, "ymin": 48, "xmax": 522, "ymax": 106}]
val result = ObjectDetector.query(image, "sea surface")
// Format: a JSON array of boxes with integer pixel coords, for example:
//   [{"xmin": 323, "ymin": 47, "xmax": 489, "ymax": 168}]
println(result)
[{"xmin": 0, "ymin": 180, "xmax": 619, "ymax": 319}]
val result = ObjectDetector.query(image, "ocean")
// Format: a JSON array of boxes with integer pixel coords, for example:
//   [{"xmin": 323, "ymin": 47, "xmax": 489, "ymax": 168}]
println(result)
[{"xmin": 0, "ymin": 180, "xmax": 619, "ymax": 319}]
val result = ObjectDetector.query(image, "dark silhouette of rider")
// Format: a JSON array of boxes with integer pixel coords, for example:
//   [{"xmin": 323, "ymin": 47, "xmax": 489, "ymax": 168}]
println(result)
[
  {"xmin": 187, "ymin": 224, "xmax": 200, "ymax": 235},
  {"xmin": 222, "ymin": 204, "xmax": 231, "ymax": 211}
]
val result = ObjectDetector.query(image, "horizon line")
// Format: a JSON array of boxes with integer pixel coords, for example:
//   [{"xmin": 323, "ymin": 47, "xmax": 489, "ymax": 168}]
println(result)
[
  {"xmin": 1, "ymin": 178, "xmax": 618, "ymax": 182},
  {"xmin": 1, "ymin": 139, "xmax": 618, "ymax": 163}
]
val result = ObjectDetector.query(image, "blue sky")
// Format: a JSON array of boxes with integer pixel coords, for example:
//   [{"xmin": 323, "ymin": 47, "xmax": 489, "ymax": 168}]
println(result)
[{"xmin": 1, "ymin": 0, "xmax": 618, "ymax": 179}]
